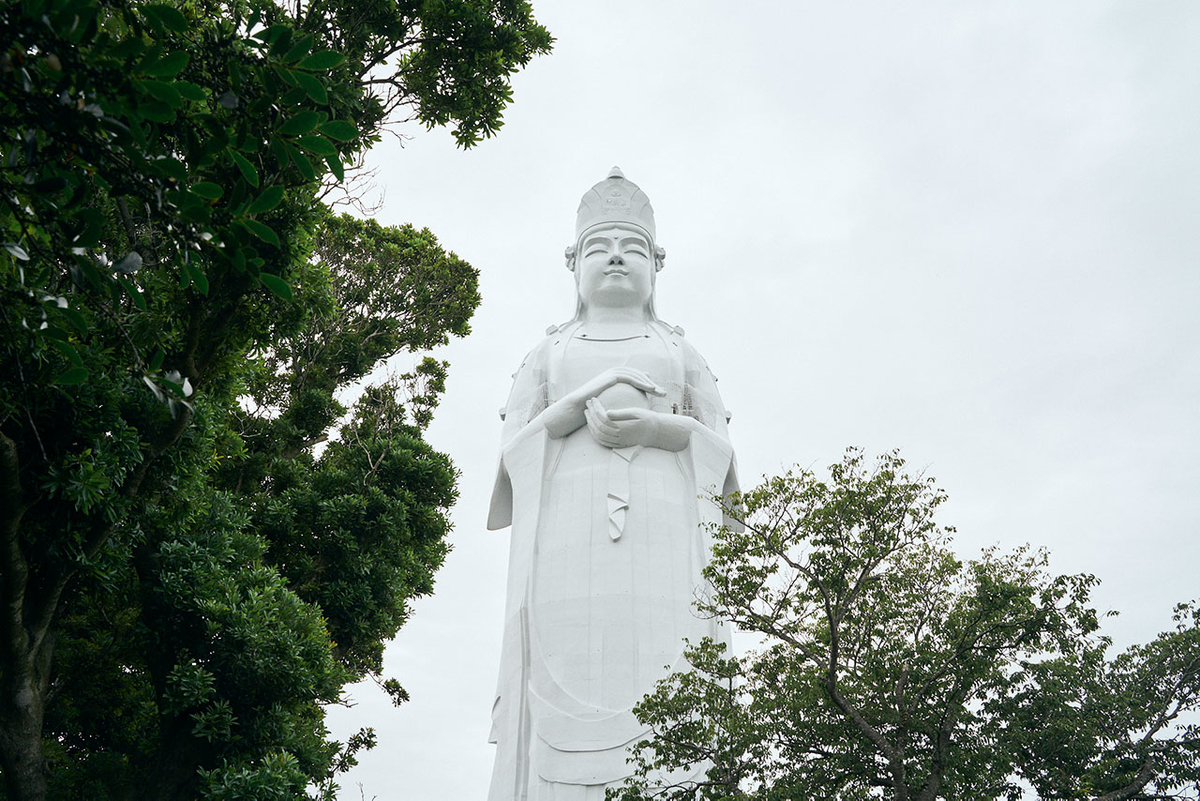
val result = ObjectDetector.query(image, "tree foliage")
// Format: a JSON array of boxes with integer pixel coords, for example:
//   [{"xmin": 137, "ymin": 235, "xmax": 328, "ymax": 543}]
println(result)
[
  {"xmin": 1004, "ymin": 601, "xmax": 1200, "ymax": 800},
  {"xmin": 0, "ymin": 0, "xmax": 548, "ymax": 797},
  {"xmin": 612, "ymin": 450, "xmax": 1200, "ymax": 801}
]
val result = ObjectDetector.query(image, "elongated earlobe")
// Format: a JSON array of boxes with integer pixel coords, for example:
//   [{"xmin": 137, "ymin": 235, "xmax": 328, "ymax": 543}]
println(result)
[
  {"xmin": 655, "ymin": 246, "xmax": 666, "ymax": 272},
  {"xmin": 564, "ymin": 245, "xmax": 577, "ymax": 272}
]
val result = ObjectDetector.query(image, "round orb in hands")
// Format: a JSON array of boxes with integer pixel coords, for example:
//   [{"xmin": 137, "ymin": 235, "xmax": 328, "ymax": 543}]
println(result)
[{"xmin": 596, "ymin": 382, "xmax": 650, "ymax": 411}]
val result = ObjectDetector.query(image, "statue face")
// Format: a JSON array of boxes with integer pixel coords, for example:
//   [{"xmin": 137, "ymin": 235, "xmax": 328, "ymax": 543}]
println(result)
[{"xmin": 576, "ymin": 224, "xmax": 654, "ymax": 311}]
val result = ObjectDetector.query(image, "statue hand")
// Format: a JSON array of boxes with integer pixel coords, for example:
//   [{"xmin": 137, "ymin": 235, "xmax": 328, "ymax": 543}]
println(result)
[
  {"xmin": 543, "ymin": 367, "xmax": 666, "ymax": 440},
  {"xmin": 579, "ymin": 367, "xmax": 665, "ymax": 403},
  {"xmin": 585, "ymin": 399, "xmax": 693, "ymax": 451}
]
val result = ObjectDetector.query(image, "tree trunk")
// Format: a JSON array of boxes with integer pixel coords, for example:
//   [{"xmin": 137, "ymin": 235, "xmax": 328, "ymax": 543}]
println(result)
[
  {"xmin": 0, "ymin": 636, "xmax": 53, "ymax": 801},
  {"xmin": 138, "ymin": 719, "xmax": 208, "ymax": 801},
  {"xmin": 0, "ymin": 432, "xmax": 49, "ymax": 801}
]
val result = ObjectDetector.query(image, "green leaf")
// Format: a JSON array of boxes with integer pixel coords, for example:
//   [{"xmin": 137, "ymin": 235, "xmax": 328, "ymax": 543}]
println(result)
[
  {"xmin": 139, "ymin": 80, "xmax": 183, "ymax": 107},
  {"xmin": 76, "ymin": 257, "xmax": 103, "ymax": 290},
  {"xmin": 236, "ymin": 134, "xmax": 262, "ymax": 154},
  {"xmin": 279, "ymin": 111, "xmax": 320, "ymax": 135},
  {"xmin": 290, "ymin": 70, "xmax": 327, "ymax": 104},
  {"xmin": 297, "ymin": 51, "xmax": 345, "ymax": 71},
  {"xmin": 108, "ymin": 37, "xmax": 145, "ymax": 61},
  {"xmin": 246, "ymin": 185, "xmax": 284, "ymax": 215},
  {"xmin": 54, "ymin": 366, "xmax": 89, "ymax": 385},
  {"xmin": 50, "ymin": 339, "xmax": 84, "ymax": 368},
  {"xmin": 60, "ymin": 306, "xmax": 88, "ymax": 335},
  {"xmin": 269, "ymin": 136, "xmax": 289, "ymax": 168},
  {"xmin": 317, "ymin": 120, "xmax": 358, "ymax": 141},
  {"xmin": 117, "ymin": 276, "xmax": 146, "ymax": 311},
  {"xmin": 282, "ymin": 33, "xmax": 314, "ymax": 63},
  {"xmin": 271, "ymin": 65, "xmax": 298, "ymax": 87},
  {"xmin": 72, "ymin": 209, "xmax": 104, "ymax": 248},
  {"xmin": 190, "ymin": 182, "xmax": 223, "ymax": 200},
  {"xmin": 325, "ymin": 154, "xmax": 344, "ymax": 183},
  {"xmin": 259, "ymin": 273, "xmax": 293, "ymax": 301},
  {"xmin": 175, "ymin": 81, "xmax": 207, "ymax": 101},
  {"xmin": 257, "ymin": 24, "xmax": 289, "ymax": 44},
  {"xmin": 229, "ymin": 150, "xmax": 259, "ymax": 188},
  {"xmin": 177, "ymin": 202, "xmax": 210, "ymax": 224},
  {"xmin": 184, "ymin": 262, "xmax": 209, "ymax": 295},
  {"xmin": 149, "ymin": 347, "xmax": 165, "ymax": 372},
  {"xmin": 137, "ymin": 100, "xmax": 176, "ymax": 123},
  {"xmin": 159, "ymin": 377, "xmax": 184, "ymax": 396},
  {"xmin": 238, "ymin": 219, "xmax": 280, "ymax": 248},
  {"xmin": 286, "ymin": 143, "xmax": 316, "ymax": 182},
  {"xmin": 142, "ymin": 4, "xmax": 187, "ymax": 33},
  {"xmin": 296, "ymin": 136, "xmax": 336, "ymax": 157},
  {"xmin": 153, "ymin": 157, "xmax": 188, "ymax": 183},
  {"xmin": 274, "ymin": 89, "xmax": 303, "ymax": 110},
  {"xmin": 268, "ymin": 26, "xmax": 294, "ymax": 56},
  {"xmin": 141, "ymin": 50, "xmax": 189, "ymax": 78}
]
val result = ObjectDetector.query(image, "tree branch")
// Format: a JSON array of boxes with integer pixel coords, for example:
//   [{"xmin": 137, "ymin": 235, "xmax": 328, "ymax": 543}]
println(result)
[{"xmin": 1093, "ymin": 756, "xmax": 1157, "ymax": 801}]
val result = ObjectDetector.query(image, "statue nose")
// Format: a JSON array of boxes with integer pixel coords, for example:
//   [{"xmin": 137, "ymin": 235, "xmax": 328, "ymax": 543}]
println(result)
[{"xmin": 608, "ymin": 253, "xmax": 624, "ymax": 265}]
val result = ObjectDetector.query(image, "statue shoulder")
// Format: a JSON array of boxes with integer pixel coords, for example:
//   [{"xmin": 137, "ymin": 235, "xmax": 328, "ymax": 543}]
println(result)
[
  {"xmin": 651, "ymin": 319, "xmax": 687, "ymax": 339},
  {"xmin": 541, "ymin": 320, "xmax": 582, "ymax": 339},
  {"xmin": 652, "ymin": 320, "xmax": 712, "ymax": 372},
  {"xmin": 500, "ymin": 324, "xmax": 572, "ymax": 422},
  {"xmin": 511, "ymin": 321, "xmax": 577, "ymax": 374}
]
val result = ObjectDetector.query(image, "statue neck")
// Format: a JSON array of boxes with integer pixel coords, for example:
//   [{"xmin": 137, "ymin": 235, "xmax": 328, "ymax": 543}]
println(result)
[{"xmin": 579, "ymin": 305, "xmax": 651, "ymax": 337}]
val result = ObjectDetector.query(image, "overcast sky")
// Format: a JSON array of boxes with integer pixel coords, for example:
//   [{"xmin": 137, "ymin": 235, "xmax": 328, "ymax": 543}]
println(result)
[{"xmin": 325, "ymin": 2, "xmax": 1200, "ymax": 797}]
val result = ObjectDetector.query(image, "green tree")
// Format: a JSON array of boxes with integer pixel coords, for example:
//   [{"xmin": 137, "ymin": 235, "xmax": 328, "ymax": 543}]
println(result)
[
  {"xmin": 1003, "ymin": 601, "xmax": 1200, "ymax": 800},
  {"xmin": 612, "ymin": 450, "xmax": 1200, "ymax": 801},
  {"xmin": 0, "ymin": 0, "xmax": 549, "ymax": 797}
]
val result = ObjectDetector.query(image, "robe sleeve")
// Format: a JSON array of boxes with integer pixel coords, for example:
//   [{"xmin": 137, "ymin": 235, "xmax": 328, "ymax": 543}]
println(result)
[
  {"xmin": 680, "ymin": 337, "xmax": 743, "ymax": 532},
  {"xmin": 487, "ymin": 339, "xmax": 552, "ymax": 530}
]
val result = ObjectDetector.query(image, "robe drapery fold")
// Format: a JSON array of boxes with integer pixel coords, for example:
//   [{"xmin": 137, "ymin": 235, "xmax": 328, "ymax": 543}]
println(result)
[{"xmin": 487, "ymin": 321, "xmax": 737, "ymax": 800}]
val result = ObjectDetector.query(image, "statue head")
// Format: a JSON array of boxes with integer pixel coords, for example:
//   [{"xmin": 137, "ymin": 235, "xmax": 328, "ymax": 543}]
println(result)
[{"xmin": 565, "ymin": 167, "xmax": 667, "ymax": 321}]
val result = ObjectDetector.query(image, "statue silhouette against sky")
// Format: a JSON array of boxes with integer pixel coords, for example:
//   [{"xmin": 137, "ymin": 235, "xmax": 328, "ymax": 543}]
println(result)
[{"xmin": 487, "ymin": 168, "xmax": 739, "ymax": 799}]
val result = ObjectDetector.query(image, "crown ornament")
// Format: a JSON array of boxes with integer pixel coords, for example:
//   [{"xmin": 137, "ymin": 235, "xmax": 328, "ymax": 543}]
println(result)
[
  {"xmin": 575, "ymin": 166, "xmax": 656, "ymax": 242},
  {"xmin": 566, "ymin": 166, "xmax": 665, "ymax": 272}
]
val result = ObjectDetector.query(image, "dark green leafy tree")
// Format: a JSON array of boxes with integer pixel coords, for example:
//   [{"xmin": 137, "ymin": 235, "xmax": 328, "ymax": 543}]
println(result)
[
  {"xmin": 0, "ymin": 0, "xmax": 548, "ymax": 797},
  {"xmin": 1003, "ymin": 601, "xmax": 1200, "ymax": 800},
  {"xmin": 611, "ymin": 450, "xmax": 1200, "ymax": 801}
]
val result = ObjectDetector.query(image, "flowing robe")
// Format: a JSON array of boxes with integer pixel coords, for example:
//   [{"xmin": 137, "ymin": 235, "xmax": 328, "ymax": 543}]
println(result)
[{"xmin": 487, "ymin": 320, "xmax": 738, "ymax": 800}]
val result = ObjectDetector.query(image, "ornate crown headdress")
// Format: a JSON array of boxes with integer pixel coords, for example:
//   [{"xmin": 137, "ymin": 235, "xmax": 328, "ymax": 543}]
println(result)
[
  {"xmin": 566, "ymin": 167, "xmax": 665, "ymax": 272},
  {"xmin": 574, "ymin": 166, "xmax": 656, "ymax": 242}
]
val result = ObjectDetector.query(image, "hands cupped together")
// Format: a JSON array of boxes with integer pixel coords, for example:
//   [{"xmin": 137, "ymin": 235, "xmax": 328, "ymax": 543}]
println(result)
[{"xmin": 584, "ymin": 397, "xmax": 661, "ymax": 449}]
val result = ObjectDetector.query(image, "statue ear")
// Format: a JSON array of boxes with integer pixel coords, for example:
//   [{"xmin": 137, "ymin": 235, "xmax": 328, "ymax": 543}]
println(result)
[
  {"xmin": 564, "ymin": 245, "xmax": 577, "ymax": 272},
  {"xmin": 655, "ymin": 246, "xmax": 666, "ymax": 272}
]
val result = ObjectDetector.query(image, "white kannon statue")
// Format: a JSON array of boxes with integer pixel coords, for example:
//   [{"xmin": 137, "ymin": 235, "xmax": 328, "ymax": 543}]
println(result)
[{"xmin": 487, "ymin": 168, "xmax": 739, "ymax": 800}]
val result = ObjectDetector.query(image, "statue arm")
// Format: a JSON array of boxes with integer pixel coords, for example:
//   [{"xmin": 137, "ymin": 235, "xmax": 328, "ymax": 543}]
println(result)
[
  {"xmin": 583, "ymin": 400, "xmax": 700, "ymax": 452},
  {"xmin": 575, "ymin": 336, "xmax": 736, "ymax": 453},
  {"xmin": 540, "ymin": 366, "xmax": 665, "ymax": 439}
]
